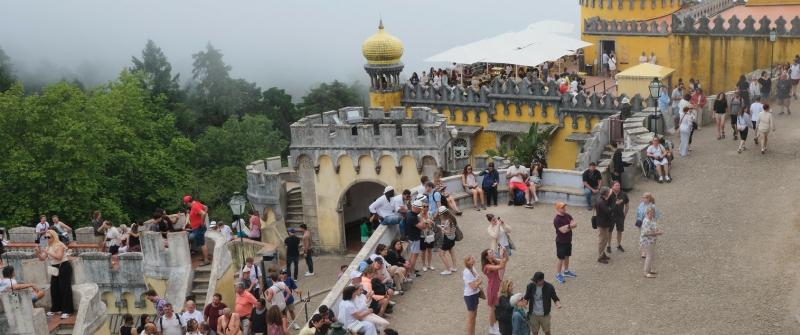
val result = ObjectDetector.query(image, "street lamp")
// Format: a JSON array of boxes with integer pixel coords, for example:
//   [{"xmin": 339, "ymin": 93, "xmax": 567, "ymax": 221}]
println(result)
[
  {"xmin": 770, "ymin": 28, "xmax": 777, "ymax": 77},
  {"xmin": 648, "ymin": 77, "xmax": 664, "ymax": 135},
  {"xmin": 229, "ymin": 192, "xmax": 247, "ymax": 269}
]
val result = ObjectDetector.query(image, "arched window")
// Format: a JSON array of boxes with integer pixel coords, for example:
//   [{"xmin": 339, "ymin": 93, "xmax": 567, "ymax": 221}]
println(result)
[{"xmin": 453, "ymin": 138, "xmax": 468, "ymax": 158}]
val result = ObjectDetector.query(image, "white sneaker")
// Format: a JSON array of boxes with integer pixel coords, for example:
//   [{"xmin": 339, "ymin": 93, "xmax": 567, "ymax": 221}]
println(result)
[
  {"xmin": 440, "ymin": 270, "xmax": 451, "ymax": 275},
  {"xmin": 47, "ymin": 312, "xmax": 58, "ymax": 316},
  {"xmin": 451, "ymin": 267, "xmax": 457, "ymax": 271},
  {"xmin": 61, "ymin": 313, "xmax": 70, "ymax": 319},
  {"xmin": 388, "ymin": 301, "xmax": 396, "ymax": 305},
  {"xmin": 489, "ymin": 323, "xmax": 501, "ymax": 335},
  {"xmin": 403, "ymin": 278, "xmax": 413, "ymax": 284},
  {"xmin": 428, "ymin": 265, "xmax": 435, "ymax": 270},
  {"xmin": 665, "ymin": 176, "xmax": 671, "ymax": 181},
  {"xmin": 304, "ymin": 272, "xmax": 314, "ymax": 277},
  {"xmin": 658, "ymin": 176, "xmax": 663, "ymax": 182},
  {"xmin": 292, "ymin": 322, "xmax": 300, "ymax": 330},
  {"xmin": 422, "ymin": 267, "xmax": 427, "ymax": 272},
  {"xmin": 534, "ymin": 195, "xmax": 539, "ymax": 202}
]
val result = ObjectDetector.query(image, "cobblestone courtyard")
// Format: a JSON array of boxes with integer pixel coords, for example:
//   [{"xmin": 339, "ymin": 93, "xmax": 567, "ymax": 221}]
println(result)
[{"xmin": 370, "ymin": 113, "xmax": 800, "ymax": 334}]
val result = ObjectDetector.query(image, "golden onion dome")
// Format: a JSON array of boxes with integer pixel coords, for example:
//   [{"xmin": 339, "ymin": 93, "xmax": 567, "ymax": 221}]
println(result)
[{"xmin": 362, "ymin": 20, "xmax": 404, "ymax": 65}]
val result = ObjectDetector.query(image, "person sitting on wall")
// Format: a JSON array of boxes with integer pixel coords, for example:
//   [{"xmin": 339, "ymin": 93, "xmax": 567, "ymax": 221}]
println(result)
[
  {"xmin": 506, "ymin": 159, "xmax": 533, "ymax": 208},
  {"xmin": 1, "ymin": 266, "xmax": 45, "ymax": 303}
]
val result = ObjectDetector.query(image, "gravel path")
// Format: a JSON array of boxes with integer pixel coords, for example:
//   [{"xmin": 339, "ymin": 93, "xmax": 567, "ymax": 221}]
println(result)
[{"xmin": 375, "ymin": 112, "xmax": 800, "ymax": 334}]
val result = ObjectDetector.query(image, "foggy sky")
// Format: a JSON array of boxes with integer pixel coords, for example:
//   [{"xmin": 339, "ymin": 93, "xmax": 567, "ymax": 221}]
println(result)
[{"xmin": 1, "ymin": 1, "xmax": 579, "ymax": 101}]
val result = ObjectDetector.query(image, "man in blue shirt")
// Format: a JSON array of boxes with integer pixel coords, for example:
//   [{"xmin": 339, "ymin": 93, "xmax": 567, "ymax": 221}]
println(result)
[
  {"xmin": 280, "ymin": 269, "xmax": 303, "ymax": 330},
  {"xmin": 425, "ymin": 181, "xmax": 444, "ymax": 251}
]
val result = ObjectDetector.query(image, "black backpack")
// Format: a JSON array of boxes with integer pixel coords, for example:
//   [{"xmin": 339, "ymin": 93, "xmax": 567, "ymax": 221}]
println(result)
[{"xmin": 495, "ymin": 296, "xmax": 513, "ymax": 323}]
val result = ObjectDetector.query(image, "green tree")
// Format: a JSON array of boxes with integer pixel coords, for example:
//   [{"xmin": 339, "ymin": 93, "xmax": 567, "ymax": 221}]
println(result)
[
  {"xmin": 190, "ymin": 42, "xmax": 235, "ymax": 128},
  {"xmin": 262, "ymin": 87, "xmax": 297, "ymax": 147},
  {"xmin": 0, "ymin": 46, "xmax": 16, "ymax": 92},
  {"xmin": 509, "ymin": 122, "xmax": 556, "ymax": 168},
  {"xmin": 132, "ymin": 39, "xmax": 185, "ymax": 107},
  {"xmin": 296, "ymin": 80, "xmax": 362, "ymax": 118}
]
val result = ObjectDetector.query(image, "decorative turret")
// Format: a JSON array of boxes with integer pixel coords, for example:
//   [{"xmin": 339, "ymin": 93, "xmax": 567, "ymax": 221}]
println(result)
[
  {"xmin": 579, "ymin": 0, "xmax": 683, "ymax": 23},
  {"xmin": 362, "ymin": 20, "xmax": 405, "ymax": 110}
]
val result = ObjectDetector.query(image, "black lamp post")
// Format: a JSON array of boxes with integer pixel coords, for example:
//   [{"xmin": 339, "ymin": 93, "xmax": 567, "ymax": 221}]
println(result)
[
  {"xmin": 769, "ymin": 28, "xmax": 777, "ymax": 78},
  {"xmin": 648, "ymin": 77, "xmax": 664, "ymax": 136},
  {"xmin": 229, "ymin": 192, "xmax": 247, "ymax": 269}
]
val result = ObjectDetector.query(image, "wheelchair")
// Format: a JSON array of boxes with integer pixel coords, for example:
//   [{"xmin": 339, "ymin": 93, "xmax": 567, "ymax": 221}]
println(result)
[{"xmin": 642, "ymin": 156, "xmax": 672, "ymax": 182}]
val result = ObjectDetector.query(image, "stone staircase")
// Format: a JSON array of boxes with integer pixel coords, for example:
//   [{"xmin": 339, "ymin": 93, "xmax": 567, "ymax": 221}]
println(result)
[
  {"xmin": 285, "ymin": 187, "xmax": 304, "ymax": 231},
  {"xmin": 192, "ymin": 266, "xmax": 212, "ymax": 310},
  {"xmin": 51, "ymin": 324, "xmax": 73, "ymax": 335}
]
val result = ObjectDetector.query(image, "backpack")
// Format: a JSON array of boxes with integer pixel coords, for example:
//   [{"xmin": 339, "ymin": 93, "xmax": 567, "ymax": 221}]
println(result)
[
  {"xmin": 513, "ymin": 190, "xmax": 526, "ymax": 206},
  {"xmin": 482, "ymin": 171, "xmax": 496, "ymax": 188},
  {"xmin": 495, "ymin": 296, "xmax": 513, "ymax": 323}
]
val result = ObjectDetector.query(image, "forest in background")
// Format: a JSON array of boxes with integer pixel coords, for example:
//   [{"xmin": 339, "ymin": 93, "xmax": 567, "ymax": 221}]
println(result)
[{"xmin": 0, "ymin": 41, "xmax": 368, "ymax": 228}]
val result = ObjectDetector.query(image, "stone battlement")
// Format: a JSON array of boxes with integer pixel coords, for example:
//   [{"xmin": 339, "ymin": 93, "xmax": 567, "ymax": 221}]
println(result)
[
  {"xmin": 584, "ymin": 13, "xmax": 800, "ymax": 37},
  {"xmin": 289, "ymin": 106, "xmax": 450, "ymax": 172},
  {"xmin": 580, "ymin": 0, "xmax": 692, "ymax": 10}
]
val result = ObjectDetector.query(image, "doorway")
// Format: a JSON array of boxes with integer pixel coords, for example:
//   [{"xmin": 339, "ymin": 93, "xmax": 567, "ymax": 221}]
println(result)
[
  {"xmin": 339, "ymin": 179, "xmax": 387, "ymax": 254},
  {"xmin": 597, "ymin": 39, "xmax": 617, "ymax": 77}
]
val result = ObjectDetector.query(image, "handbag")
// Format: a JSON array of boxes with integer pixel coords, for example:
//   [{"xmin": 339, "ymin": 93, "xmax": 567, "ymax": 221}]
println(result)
[
  {"xmin": 635, "ymin": 219, "xmax": 643, "ymax": 228},
  {"xmin": 591, "ymin": 216, "xmax": 597, "ymax": 229},
  {"xmin": 478, "ymin": 287, "xmax": 487, "ymax": 300},
  {"xmin": 48, "ymin": 264, "xmax": 60, "ymax": 277},
  {"xmin": 424, "ymin": 230, "xmax": 436, "ymax": 243},
  {"xmin": 692, "ymin": 121, "xmax": 698, "ymax": 130},
  {"xmin": 737, "ymin": 122, "xmax": 747, "ymax": 131},
  {"xmin": 506, "ymin": 233, "xmax": 516, "ymax": 250},
  {"xmin": 454, "ymin": 226, "xmax": 464, "ymax": 242}
]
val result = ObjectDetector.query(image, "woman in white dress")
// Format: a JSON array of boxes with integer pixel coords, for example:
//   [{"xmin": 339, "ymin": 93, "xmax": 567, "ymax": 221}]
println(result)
[
  {"xmin": 678, "ymin": 106, "xmax": 696, "ymax": 156},
  {"xmin": 609, "ymin": 52, "xmax": 617, "ymax": 79}
]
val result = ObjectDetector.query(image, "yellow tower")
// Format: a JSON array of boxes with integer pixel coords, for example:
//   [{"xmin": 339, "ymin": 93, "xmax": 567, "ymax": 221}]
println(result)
[{"xmin": 362, "ymin": 20, "xmax": 404, "ymax": 111}]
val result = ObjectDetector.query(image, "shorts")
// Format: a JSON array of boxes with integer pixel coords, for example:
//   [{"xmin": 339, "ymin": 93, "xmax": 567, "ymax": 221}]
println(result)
[
  {"xmin": 714, "ymin": 113, "xmax": 726, "ymax": 119},
  {"xmin": 96, "ymin": 235, "xmax": 105, "ymax": 249},
  {"xmin": 760, "ymin": 92, "xmax": 770, "ymax": 99},
  {"xmin": 464, "ymin": 293, "xmax": 480, "ymax": 312},
  {"xmin": 730, "ymin": 115, "xmax": 738, "ymax": 124},
  {"xmin": 31, "ymin": 294, "xmax": 38, "ymax": 303},
  {"xmin": 192, "ymin": 224, "xmax": 207, "ymax": 247},
  {"xmin": 408, "ymin": 240, "xmax": 420, "ymax": 254},
  {"xmin": 652, "ymin": 157, "xmax": 668, "ymax": 166},
  {"xmin": 361, "ymin": 236, "xmax": 369, "ymax": 243},
  {"xmin": 779, "ymin": 98, "xmax": 791, "ymax": 107},
  {"xmin": 752, "ymin": 121, "xmax": 757, "ymax": 129},
  {"xmin": 509, "ymin": 181, "xmax": 528, "ymax": 192},
  {"xmin": 442, "ymin": 236, "xmax": 455, "ymax": 251},
  {"xmin": 603, "ymin": 63, "xmax": 609, "ymax": 69},
  {"xmin": 285, "ymin": 302, "xmax": 295, "ymax": 312},
  {"xmin": 608, "ymin": 217, "xmax": 625, "ymax": 232},
  {"xmin": 530, "ymin": 314, "xmax": 552, "ymax": 333},
  {"xmin": 792, "ymin": 79, "xmax": 800, "ymax": 85},
  {"xmin": 493, "ymin": 245, "xmax": 513, "ymax": 258},
  {"xmin": 556, "ymin": 242, "xmax": 572, "ymax": 260},
  {"xmin": 108, "ymin": 245, "xmax": 120, "ymax": 255},
  {"xmin": 673, "ymin": 106, "xmax": 681, "ymax": 119},
  {"xmin": 420, "ymin": 240, "xmax": 434, "ymax": 251}
]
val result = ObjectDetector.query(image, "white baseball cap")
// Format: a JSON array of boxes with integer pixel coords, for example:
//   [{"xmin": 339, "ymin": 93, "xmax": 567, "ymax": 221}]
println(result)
[
  {"xmin": 349, "ymin": 270, "xmax": 362, "ymax": 279},
  {"xmin": 384, "ymin": 186, "xmax": 394, "ymax": 194},
  {"xmin": 438, "ymin": 206, "xmax": 448, "ymax": 214},
  {"xmin": 412, "ymin": 200, "xmax": 424, "ymax": 208},
  {"xmin": 210, "ymin": 221, "xmax": 217, "ymax": 227}
]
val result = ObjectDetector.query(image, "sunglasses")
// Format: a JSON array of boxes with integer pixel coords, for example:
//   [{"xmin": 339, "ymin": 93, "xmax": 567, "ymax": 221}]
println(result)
[{"xmin": 45, "ymin": 236, "xmax": 52, "ymax": 240}]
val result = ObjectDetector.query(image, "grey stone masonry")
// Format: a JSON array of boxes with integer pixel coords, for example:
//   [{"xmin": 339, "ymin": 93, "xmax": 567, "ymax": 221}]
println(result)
[
  {"xmin": 401, "ymin": 77, "xmax": 655, "ymax": 131},
  {"xmin": 79, "ymin": 252, "xmax": 149, "ymax": 309},
  {"xmin": 289, "ymin": 106, "xmax": 450, "ymax": 174},
  {"xmin": 585, "ymin": 11, "xmax": 800, "ymax": 38}
]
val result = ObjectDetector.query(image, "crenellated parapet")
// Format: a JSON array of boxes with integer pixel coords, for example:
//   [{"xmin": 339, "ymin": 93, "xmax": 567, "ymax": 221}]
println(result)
[
  {"xmin": 585, "ymin": 12, "xmax": 800, "ymax": 37},
  {"xmin": 79, "ymin": 252, "xmax": 149, "ymax": 309},
  {"xmin": 400, "ymin": 78, "xmax": 654, "ymax": 130},
  {"xmin": 289, "ymin": 106, "xmax": 450, "ymax": 174}
]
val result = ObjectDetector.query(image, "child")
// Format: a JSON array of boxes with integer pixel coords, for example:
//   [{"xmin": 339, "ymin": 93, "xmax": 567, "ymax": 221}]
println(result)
[
  {"xmin": 360, "ymin": 217, "xmax": 370, "ymax": 247},
  {"xmin": 337, "ymin": 264, "xmax": 348, "ymax": 280}
]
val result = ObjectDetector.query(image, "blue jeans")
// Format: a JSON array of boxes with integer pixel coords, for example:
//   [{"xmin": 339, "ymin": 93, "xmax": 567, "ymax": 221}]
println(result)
[
  {"xmin": 286, "ymin": 255, "xmax": 299, "ymax": 279},
  {"xmin": 584, "ymin": 187, "xmax": 595, "ymax": 208}
]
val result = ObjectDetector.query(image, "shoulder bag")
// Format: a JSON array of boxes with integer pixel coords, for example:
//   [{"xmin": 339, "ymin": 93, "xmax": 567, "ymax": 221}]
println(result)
[
  {"xmin": 591, "ymin": 206, "xmax": 598, "ymax": 229},
  {"xmin": 506, "ymin": 232, "xmax": 516, "ymax": 250},
  {"xmin": 454, "ymin": 225, "xmax": 464, "ymax": 242}
]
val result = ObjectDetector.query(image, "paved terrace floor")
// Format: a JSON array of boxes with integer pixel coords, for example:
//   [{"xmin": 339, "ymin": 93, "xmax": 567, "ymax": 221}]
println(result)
[{"xmin": 326, "ymin": 110, "xmax": 799, "ymax": 333}]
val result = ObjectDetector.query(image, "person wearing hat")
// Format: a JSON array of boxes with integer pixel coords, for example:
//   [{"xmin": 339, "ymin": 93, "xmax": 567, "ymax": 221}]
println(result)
[
  {"xmin": 369, "ymin": 186, "xmax": 403, "ymax": 230},
  {"xmin": 553, "ymin": 203, "xmax": 577, "ymax": 283},
  {"xmin": 523, "ymin": 272, "xmax": 561, "ymax": 335},
  {"xmin": 264, "ymin": 273, "xmax": 290, "ymax": 313},
  {"xmin": 619, "ymin": 97, "xmax": 632, "ymax": 120},
  {"xmin": 437, "ymin": 206, "xmax": 459, "ymax": 275},
  {"xmin": 284, "ymin": 228, "xmax": 302, "ymax": 281},
  {"xmin": 184, "ymin": 196, "xmax": 211, "ymax": 267},
  {"xmin": 338, "ymin": 286, "xmax": 378, "ymax": 335},
  {"xmin": 403, "ymin": 199, "xmax": 426, "ymax": 278},
  {"xmin": 506, "ymin": 159, "xmax": 533, "ymax": 208}
]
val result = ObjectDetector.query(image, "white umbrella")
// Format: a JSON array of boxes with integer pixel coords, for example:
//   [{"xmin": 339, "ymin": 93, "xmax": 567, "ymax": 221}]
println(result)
[
  {"xmin": 484, "ymin": 32, "xmax": 592, "ymax": 67},
  {"xmin": 526, "ymin": 20, "xmax": 575, "ymax": 34}
]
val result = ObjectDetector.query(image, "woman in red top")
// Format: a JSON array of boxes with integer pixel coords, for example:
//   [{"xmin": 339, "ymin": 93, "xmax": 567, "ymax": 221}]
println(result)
[
  {"xmin": 248, "ymin": 210, "xmax": 261, "ymax": 242},
  {"xmin": 481, "ymin": 248, "xmax": 508, "ymax": 335},
  {"xmin": 689, "ymin": 88, "xmax": 707, "ymax": 149}
]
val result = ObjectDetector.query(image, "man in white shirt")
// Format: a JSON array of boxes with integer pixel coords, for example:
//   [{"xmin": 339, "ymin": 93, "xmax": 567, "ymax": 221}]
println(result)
[
  {"xmin": 240, "ymin": 257, "xmax": 263, "ymax": 296},
  {"xmin": 180, "ymin": 301, "xmax": 204, "ymax": 328},
  {"xmin": 35, "ymin": 215, "xmax": 49, "ymax": 249},
  {"xmin": 649, "ymin": 52, "xmax": 657, "ymax": 65},
  {"xmin": 217, "ymin": 221, "xmax": 233, "ymax": 241},
  {"xmin": 506, "ymin": 159, "xmax": 533, "ymax": 208},
  {"xmin": 570, "ymin": 78, "xmax": 578, "ymax": 93},
  {"xmin": 750, "ymin": 95, "xmax": 764, "ymax": 145},
  {"xmin": 790, "ymin": 59, "xmax": 800, "ymax": 99},
  {"xmin": 639, "ymin": 52, "xmax": 647, "ymax": 64},
  {"xmin": 1, "ymin": 266, "xmax": 45, "ymax": 303},
  {"xmin": 450, "ymin": 62, "xmax": 458, "ymax": 74},
  {"xmin": 602, "ymin": 52, "xmax": 610, "ymax": 77},
  {"xmin": 368, "ymin": 186, "xmax": 400, "ymax": 228},
  {"xmin": 264, "ymin": 273, "xmax": 290, "ymax": 311},
  {"xmin": 157, "ymin": 303, "xmax": 185, "ymax": 335},
  {"xmin": 391, "ymin": 189, "xmax": 412, "ymax": 215}
]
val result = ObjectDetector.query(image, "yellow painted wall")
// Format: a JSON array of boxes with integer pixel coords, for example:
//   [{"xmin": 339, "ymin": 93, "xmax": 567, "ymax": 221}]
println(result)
[
  {"xmin": 312, "ymin": 153, "xmax": 424, "ymax": 252},
  {"xmin": 101, "ymin": 291, "xmax": 157, "ymax": 315},
  {"xmin": 369, "ymin": 91, "xmax": 402, "ymax": 111},
  {"xmin": 580, "ymin": 0, "xmax": 680, "ymax": 22},
  {"xmin": 214, "ymin": 265, "xmax": 237, "ymax": 309},
  {"xmin": 143, "ymin": 276, "xmax": 169, "ymax": 300},
  {"xmin": 581, "ymin": 34, "xmax": 671, "ymax": 75},
  {"xmin": 93, "ymin": 319, "xmax": 111, "ymax": 335},
  {"xmin": 668, "ymin": 34, "xmax": 800, "ymax": 95},
  {"xmin": 746, "ymin": 0, "xmax": 800, "ymax": 5}
]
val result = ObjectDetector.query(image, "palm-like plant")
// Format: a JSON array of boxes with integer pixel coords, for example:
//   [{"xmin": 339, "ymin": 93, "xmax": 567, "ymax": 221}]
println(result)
[{"xmin": 510, "ymin": 122, "xmax": 555, "ymax": 168}]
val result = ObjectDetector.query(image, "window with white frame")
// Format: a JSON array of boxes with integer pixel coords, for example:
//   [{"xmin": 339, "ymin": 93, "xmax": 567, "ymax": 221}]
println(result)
[{"xmin": 453, "ymin": 138, "xmax": 468, "ymax": 158}]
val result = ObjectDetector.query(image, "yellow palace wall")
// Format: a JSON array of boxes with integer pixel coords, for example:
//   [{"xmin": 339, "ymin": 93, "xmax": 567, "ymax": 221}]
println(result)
[
  {"xmin": 312, "ymin": 154, "xmax": 424, "ymax": 252},
  {"xmin": 409, "ymin": 106, "xmax": 599, "ymax": 170},
  {"xmin": 580, "ymin": 0, "xmax": 681, "ymax": 22},
  {"xmin": 370, "ymin": 92, "xmax": 402, "ymax": 111},
  {"xmin": 580, "ymin": 35, "xmax": 672, "ymax": 75}
]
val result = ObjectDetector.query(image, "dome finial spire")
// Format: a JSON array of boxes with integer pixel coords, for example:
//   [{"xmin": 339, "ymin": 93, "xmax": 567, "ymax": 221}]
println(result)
[{"xmin": 379, "ymin": 18, "xmax": 383, "ymax": 29}]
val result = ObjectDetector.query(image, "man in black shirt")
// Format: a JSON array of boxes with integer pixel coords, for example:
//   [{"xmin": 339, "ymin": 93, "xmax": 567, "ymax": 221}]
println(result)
[
  {"xmin": 284, "ymin": 228, "xmax": 301, "ymax": 280},
  {"xmin": 758, "ymin": 71, "xmax": 771, "ymax": 100},
  {"xmin": 609, "ymin": 142, "xmax": 624, "ymax": 183},
  {"xmin": 606, "ymin": 181, "xmax": 629, "ymax": 254},
  {"xmin": 582, "ymin": 162, "xmax": 603, "ymax": 211},
  {"xmin": 92, "ymin": 211, "xmax": 106, "ymax": 252},
  {"xmin": 403, "ymin": 200, "xmax": 425, "ymax": 278}
]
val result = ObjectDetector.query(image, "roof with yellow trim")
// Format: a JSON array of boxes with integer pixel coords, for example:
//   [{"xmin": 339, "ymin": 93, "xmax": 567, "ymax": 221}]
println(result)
[
  {"xmin": 362, "ymin": 20, "xmax": 404, "ymax": 65},
  {"xmin": 615, "ymin": 63, "xmax": 675, "ymax": 79}
]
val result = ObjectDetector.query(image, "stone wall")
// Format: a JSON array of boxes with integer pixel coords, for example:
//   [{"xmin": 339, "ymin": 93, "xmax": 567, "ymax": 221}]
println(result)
[
  {"xmin": 79, "ymin": 252, "xmax": 148, "ymax": 310},
  {"xmin": 140, "ymin": 231, "xmax": 193, "ymax": 314},
  {"xmin": 8, "ymin": 227, "xmax": 36, "ymax": 243},
  {"xmin": 0, "ymin": 289, "xmax": 48, "ymax": 335}
]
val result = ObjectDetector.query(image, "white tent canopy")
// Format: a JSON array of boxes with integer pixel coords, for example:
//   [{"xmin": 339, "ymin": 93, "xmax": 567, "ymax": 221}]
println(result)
[{"xmin": 423, "ymin": 20, "xmax": 591, "ymax": 67}]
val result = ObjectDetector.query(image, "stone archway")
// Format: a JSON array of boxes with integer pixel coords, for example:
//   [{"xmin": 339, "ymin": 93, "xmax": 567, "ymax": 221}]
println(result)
[{"xmin": 337, "ymin": 179, "xmax": 388, "ymax": 254}]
